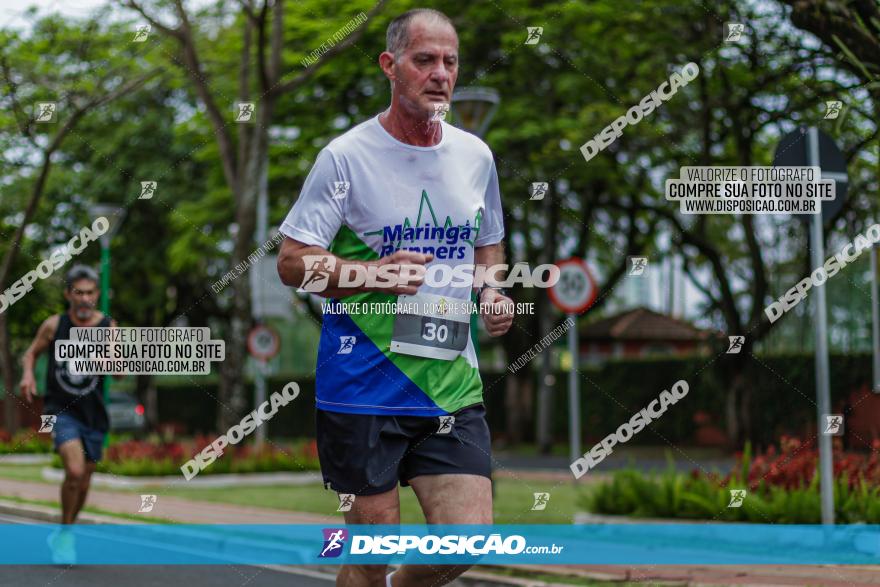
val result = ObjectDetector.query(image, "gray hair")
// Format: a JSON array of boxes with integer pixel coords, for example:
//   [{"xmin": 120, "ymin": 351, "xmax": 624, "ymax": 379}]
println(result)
[
  {"xmin": 65, "ymin": 265, "xmax": 99, "ymax": 290},
  {"xmin": 386, "ymin": 8, "xmax": 456, "ymax": 58}
]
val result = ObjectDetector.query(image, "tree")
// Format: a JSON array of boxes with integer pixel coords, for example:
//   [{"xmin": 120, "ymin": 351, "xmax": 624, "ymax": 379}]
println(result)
[
  {"xmin": 0, "ymin": 12, "xmax": 158, "ymax": 433},
  {"xmin": 122, "ymin": 0, "xmax": 388, "ymax": 429}
]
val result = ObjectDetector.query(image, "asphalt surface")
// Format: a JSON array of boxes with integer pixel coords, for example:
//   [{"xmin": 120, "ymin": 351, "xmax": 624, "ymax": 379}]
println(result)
[
  {"xmin": 0, "ymin": 565, "xmax": 333, "ymax": 586},
  {"xmin": 0, "ymin": 512, "xmax": 334, "ymax": 587}
]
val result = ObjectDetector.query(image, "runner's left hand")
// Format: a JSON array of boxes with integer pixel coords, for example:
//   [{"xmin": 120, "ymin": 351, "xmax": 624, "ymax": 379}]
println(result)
[{"xmin": 480, "ymin": 288, "xmax": 514, "ymax": 337}]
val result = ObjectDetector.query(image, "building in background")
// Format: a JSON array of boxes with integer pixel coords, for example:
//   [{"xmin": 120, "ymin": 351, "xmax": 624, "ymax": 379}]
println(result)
[{"xmin": 580, "ymin": 306, "xmax": 717, "ymax": 364}]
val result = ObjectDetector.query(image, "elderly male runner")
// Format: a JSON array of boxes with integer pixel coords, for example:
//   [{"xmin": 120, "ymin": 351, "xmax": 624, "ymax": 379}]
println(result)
[
  {"xmin": 19, "ymin": 265, "xmax": 118, "ymax": 563},
  {"xmin": 278, "ymin": 8, "xmax": 513, "ymax": 587}
]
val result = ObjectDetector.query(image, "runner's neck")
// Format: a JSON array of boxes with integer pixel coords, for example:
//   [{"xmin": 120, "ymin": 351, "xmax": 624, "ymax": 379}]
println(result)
[{"xmin": 379, "ymin": 106, "xmax": 443, "ymax": 147}]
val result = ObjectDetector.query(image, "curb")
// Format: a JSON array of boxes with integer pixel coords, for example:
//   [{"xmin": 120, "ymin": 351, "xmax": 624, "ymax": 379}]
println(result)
[
  {"xmin": 0, "ymin": 498, "xmax": 143, "ymax": 525},
  {"xmin": 40, "ymin": 467, "xmax": 323, "ymax": 488},
  {"xmin": 0, "ymin": 454, "xmax": 53, "ymax": 465}
]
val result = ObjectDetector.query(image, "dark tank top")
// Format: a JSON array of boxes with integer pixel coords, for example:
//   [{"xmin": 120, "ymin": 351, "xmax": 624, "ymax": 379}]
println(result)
[{"xmin": 44, "ymin": 313, "xmax": 111, "ymax": 432}]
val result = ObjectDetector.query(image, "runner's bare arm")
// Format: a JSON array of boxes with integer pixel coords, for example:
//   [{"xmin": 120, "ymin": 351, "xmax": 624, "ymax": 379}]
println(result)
[
  {"xmin": 475, "ymin": 244, "xmax": 514, "ymax": 337},
  {"xmin": 474, "ymin": 243, "xmax": 506, "ymax": 288},
  {"xmin": 19, "ymin": 316, "xmax": 58, "ymax": 403},
  {"xmin": 277, "ymin": 237, "xmax": 433, "ymax": 298}
]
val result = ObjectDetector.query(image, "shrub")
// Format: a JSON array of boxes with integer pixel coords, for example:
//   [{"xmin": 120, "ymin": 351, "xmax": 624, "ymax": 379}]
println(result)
[
  {"xmin": 0, "ymin": 430, "xmax": 54, "ymax": 454},
  {"xmin": 49, "ymin": 437, "xmax": 320, "ymax": 476},
  {"xmin": 583, "ymin": 437, "xmax": 880, "ymax": 523}
]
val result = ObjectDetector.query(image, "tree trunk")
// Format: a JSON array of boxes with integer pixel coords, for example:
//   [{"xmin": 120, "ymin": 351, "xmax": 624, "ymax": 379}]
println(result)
[
  {"xmin": 216, "ymin": 97, "xmax": 274, "ymax": 431},
  {"xmin": 0, "ymin": 313, "xmax": 17, "ymax": 434}
]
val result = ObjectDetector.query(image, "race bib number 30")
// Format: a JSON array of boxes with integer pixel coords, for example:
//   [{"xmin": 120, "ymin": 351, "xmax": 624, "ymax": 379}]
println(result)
[{"xmin": 390, "ymin": 293, "xmax": 469, "ymax": 361}]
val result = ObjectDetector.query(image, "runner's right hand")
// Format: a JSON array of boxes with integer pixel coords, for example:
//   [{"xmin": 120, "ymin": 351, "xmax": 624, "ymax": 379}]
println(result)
[
  {"xmin": 19, "ymin": 372, "xmax": 36, "ymax": 404},
  {"xmin": 374, "ymin": 251, "xmax": 434, "ymax": 295}
]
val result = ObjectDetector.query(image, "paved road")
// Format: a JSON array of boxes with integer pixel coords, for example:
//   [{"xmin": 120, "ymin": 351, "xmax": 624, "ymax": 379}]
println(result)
[
  {"xmin": 0, "ymin": 513, "xmax": 334, "ymax": 587},
  {"xmin": 0, "ymin": 565, "xmax": 334, "ymax": 586}
]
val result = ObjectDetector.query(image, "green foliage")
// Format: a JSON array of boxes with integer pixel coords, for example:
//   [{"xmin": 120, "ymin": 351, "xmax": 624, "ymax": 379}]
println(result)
[
  {"xmin": 0, "ymin": 431, "xmax": 53, "ymax": 454},
  {"xmin": 584, "ymin": 449, "xmax": 880, "ymax": 524}
]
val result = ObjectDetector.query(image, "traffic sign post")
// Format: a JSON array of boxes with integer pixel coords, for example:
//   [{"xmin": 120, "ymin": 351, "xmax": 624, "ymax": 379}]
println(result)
[
  {"xmin": 247, "ymin": 325, "xmax": 281, "ymax": 447},
  {"xmin": 773, "ymin": 126, "xmax": 849, "ymax": 525},
  {"xmin": 548, "ymin": 258, "xmax": 598, "ymax": 467}
]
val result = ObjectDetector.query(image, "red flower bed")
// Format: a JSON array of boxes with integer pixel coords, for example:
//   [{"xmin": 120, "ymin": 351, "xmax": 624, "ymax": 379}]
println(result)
[
  {"xmin": 105, "ymin": 436, "xmax": 318, "ymax": 465},
  {"xmin": 729, "ymin": 435, "xmax": 880, "ymax": 490}
]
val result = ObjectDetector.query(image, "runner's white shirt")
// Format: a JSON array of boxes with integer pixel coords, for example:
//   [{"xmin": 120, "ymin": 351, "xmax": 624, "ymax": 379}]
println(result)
[{"xmin": 279, "ymin": 114, "xmax": 505, "ymax": 416}]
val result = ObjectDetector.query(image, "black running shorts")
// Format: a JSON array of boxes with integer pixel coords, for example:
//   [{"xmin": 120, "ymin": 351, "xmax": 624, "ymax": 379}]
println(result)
[{"xmin": 315, "ymin": 403, "xmax": 492, "ymax": 496}]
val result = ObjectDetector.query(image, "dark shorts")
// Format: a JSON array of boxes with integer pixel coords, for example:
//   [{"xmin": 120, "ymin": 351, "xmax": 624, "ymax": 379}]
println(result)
[
  {"xmin": 316, "ymin": 403, "xmax": 492, "ymax": 496},
  {"xmin": 51, "ymin": 413, "xmax": 106, "ymax": 462}
]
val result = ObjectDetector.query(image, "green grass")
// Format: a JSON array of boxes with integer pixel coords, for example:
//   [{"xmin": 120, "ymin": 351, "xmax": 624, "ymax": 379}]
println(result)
[
  {"xmin": 0, "ymin": 495, "xmax": 178, "ymax": 524},
  {"xmin": 0, "ymin": 462, "xmax": 583, "ymax": 523},
  {"xmin": 152, "ymin": 478, "xmax": 582, "ymax": 523},
  {"xmin": 0, "ymin": 463, "xmax": 48, "ymax": 482}
]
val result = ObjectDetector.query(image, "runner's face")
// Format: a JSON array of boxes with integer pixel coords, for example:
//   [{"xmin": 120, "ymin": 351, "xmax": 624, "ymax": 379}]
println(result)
[
  {"xmin": 64, "ymin": 278, "xmax": 98, "ymax": 321},
  {"xmin": 393, "ymin": 18, "xmax": 458, "ymax": 119}
]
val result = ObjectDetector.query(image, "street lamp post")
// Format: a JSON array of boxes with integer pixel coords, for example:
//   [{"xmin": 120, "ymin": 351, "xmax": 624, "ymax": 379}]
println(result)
[
  {"xmin": 88, "ymin": 204, "xmax": 127, "ymax": 315},
  {"xmin": 450, "ymin": 86, "xmax": 501, "ymax": 355},
  {"xmin": 451, "ymin": 86, "xmax": 500, "ymax": 495},
  {"xmin": 88, "ymin": 204, "xmax": 126, "ymax": 430}
]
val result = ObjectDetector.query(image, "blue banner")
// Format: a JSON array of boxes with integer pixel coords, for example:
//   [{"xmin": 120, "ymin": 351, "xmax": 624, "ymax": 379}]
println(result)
[{"xmin": 5, "ymin": 523, "xmax": 880, "ymax": 565}]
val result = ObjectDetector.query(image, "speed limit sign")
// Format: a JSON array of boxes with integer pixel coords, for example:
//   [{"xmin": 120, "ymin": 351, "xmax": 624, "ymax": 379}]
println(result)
[
  {"xmin": 548, "ymin": 257, "xmax": 598, "ymax": 314},
  {"xmin": 247, "ymin": 324, "xmax": 281, "ymax": 361}
]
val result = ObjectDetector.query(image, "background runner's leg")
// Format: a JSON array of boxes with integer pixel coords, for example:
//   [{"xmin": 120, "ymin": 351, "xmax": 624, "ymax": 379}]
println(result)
[
  {"xmin": 391, "ymin": 474, "xmax": 492, "ymax": 587},
  {"xmin": 71, "ymin": 461, "xmax": 97, "ymax": 523},
  {"xmin": 336, "ymin": 487, "xmax": 400, "ymax": 587},
  {"xmin": 57, "ymin": 439, "xmax": 87, "ymax": 525}
]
